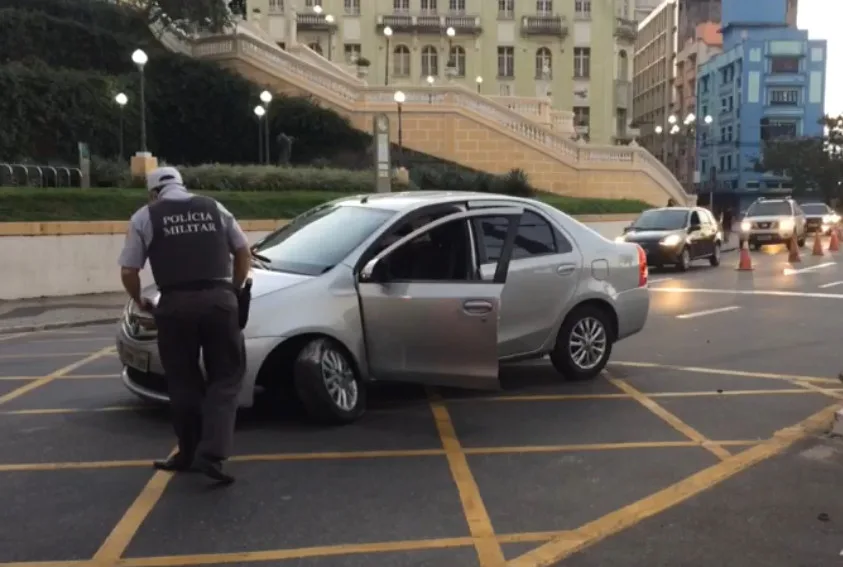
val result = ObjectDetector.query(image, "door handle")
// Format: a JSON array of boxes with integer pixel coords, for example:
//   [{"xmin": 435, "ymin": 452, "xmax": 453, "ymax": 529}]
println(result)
[
  {"xmin": 556, "ymin": 264, "xmax": 576, "ymax": 276},
  {"xmin": 462, "ymin": 299, "xmax": 494, "ymax": 315}
]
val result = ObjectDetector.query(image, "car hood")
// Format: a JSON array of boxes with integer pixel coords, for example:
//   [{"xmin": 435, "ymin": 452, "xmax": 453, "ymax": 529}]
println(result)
[
  {"xmin": 745, "ymin": 216, "xmax": 784, "ymax": 223},
  {"xmin": 140, "ymin": 269, "xmax": 312, "ymax": 305},
  {"xmin": 623, "ymin": 229, "xmax": 683, "ymax": 242}
]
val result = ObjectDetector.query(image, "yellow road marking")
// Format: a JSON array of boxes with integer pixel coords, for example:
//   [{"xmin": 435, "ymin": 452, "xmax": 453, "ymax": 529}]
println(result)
[
  {"xmin": 467, "ymin": 388, "xmax": 843, "ymax": 403},
  {"xmin": 428, "ymin": 390, "xmax": 506, "ymax": 567},
  {"xmin": 508, "ymin": 402, "xmax": 841, "ymax": 567},
  {"xmin": 0, "ymin": 374, "xmax": 117, "ymax": 381},
  {"xmin": 609, "ymin": 377, "xmax": 732, "ymax": 460},
  {"xmin": 0, "ymin": 406, "xmax": 142, "ymax": 416},
  {"xmin": 0, "ymin": 440, "xmax": 761, "ymax": 473},
  {"xmin": 0, "ymin": 351, "xmax": 116, "ymax": 360},
  {"xmin": 0, "ymin": 346, "xmax": 116, "ymax": 406},
  {"xmin": 90, "ymin": 446, "xmax": 178, "ymax": 565},
  {"xmin": 612, "ymin": 361, "xmax": 839, "ymax": 385}
]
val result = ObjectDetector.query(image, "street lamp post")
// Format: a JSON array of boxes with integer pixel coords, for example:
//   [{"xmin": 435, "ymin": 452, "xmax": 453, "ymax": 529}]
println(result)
[
  {"xmin": 654, "ymin": 125, "xmax": 664, "ymax": 162},
  {"xmin": 253, "ymin": 105, "xmax": 266, "ymax": 164},
  {"xmin": 131, "ymin": 49, "xmax": 148, "ymax": 153},
  {"xmin": 703, "ymin": 114, "xmax": 714, "ymax": 209},
  {"xmin": 475, "ymin": 76, "xmax": 483, "ymax": 93},
  {"xmin": 445, "ymin": 27, "xmax": 457, "ymax": 79},
  {"xmin": 114, "ymin": 92, "xmax": 128, "ymax": 161},
  {"xmin": 260, "ymin": 90, "xmax": 272, "ymax": 164},
  {"xmin": 325, "ymin": 14, "xmax": 335, "ymax": 60},
  {"xmin": 393, "ymin": 91, "xmax": 405, "ymax": 166},
  {"xmin": 383, "ymin": 26, "xmax": 393, "ymax": 86}
]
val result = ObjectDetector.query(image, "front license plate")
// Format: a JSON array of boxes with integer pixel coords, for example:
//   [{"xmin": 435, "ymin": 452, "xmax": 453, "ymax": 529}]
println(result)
[{"xmin": 121, "ymin": 344, "xmax": 150, "ymax": 372}]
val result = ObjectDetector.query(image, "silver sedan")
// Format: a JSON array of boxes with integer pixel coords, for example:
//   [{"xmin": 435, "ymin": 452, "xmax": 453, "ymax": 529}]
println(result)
[{"xmin": 116, "ymin": 191, "xmax": 650, "ymax": 424}]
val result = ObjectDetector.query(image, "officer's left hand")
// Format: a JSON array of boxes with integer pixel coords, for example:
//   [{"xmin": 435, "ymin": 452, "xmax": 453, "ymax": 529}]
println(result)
[{"xmin": 139, "ymin": 298, "xmax": 156, "ymax": 313}]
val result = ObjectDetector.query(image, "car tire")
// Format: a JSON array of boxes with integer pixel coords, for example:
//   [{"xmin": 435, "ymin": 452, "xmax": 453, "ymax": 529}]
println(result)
[
  {"xmin": 676, "ymin": 246, "xmax": 691, "ymax": 272},
  {"xmin": 293, "ymin": 337, "xmax": 366, "ymax": 425},
  {"xmin": 798, "ymin": 236, "xmax": 806, "ymax": 247},
  {"xmin": 709, "ymin": 242, "xmax": 721, "ymax": 266},
  {"xmin": 550, "ymin": 305, "xmax": 614, "ymax": 381}
]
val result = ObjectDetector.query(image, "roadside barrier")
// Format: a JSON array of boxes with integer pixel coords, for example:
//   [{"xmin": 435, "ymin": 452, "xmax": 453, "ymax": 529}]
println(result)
[
  {"xmin": 736, "ymin": 239, "xmax": 753, "ymax": 271},
  {"xmin": 787, "ymin": 233, "xmax": 801, "ymax": 263},
  {"xmin": 812, "ymin": 231, "xmax": 825, "ymax": 256},
  {"xmin": 830, "ymin": 228, "xmax": 841, "ymax": 252}
]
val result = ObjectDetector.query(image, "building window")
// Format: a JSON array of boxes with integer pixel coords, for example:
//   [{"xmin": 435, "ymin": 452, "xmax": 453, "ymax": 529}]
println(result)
[
  {"xmin": 497, "ymin": 46, "xmax": 515, "ymax": 77},
  {"xmin": 700, "ymin": 75, "xmax": 709, "ymax": 93},
  {"xmin": 343, "ymin": 44, "xmax": 361, "ymax": 64},
  {"xmin": 449, "ymin": 46, "xmax": 466, "ymax": 76},
  {"xmin": 537, "ymin": 0, "xmax": 552, "ymax": 15},
  {"xmin": 393, "ymin": 45, "xmax": 411, "ymax": 77},
  {"xmin": 719, "ymin": 156, "xmax": 725, "ymax": 171},
  {"xmin": 308, "ymin": 42, "xmax": 322, "ymax": 54},
  {"xmin": 701, "ymin": 159, "xmax": 707, "ymax": 173},
  {"xmin": 767, "ymin": 119, "xmax": 798, "ymax": 139},
  {"xmin": 305, "ymin": 0, "xmax": 321, "ymax": 6},
  {"xmin": 421, "ymin": 45, "xmax": 439, "ymax": 76},
  {"xmin": 498, "ymin": 0, "xmax": 514, "ymax": 18},
  {"xmin": 535, "ymin": 47, "xmax": 552, "ymax": 79},
  {"xmin": 393, "ymin": 0, "xmax": 409, "ymax": 13},
  {"xmin": 616, "ymin": 108, "xmax": 627, "ymax": 137},
  {"xmin": 420, "ymin": 0, "xmax": 437, "ymax": 13},
  {"xmin": 727, "ymin": 125, "xmax": 733, "ymax": 141},
  {"xmin": 574, "ymin": 106, "xmax": 590, "ymax": 128},
  {"xmin": 770, "ymin": 88, "xmax": 799, "ymax": 105},
  {"xmin": 269, "ymin": 0, "xmax": 284, "ymax": 13},
  {"xmin": 449, "ymin": 0, "xmax": 466, "ymax": 13},
  {"xmin": 727, "ymin": 155, "xmax": 732, "ymax": 170},
  {"xmin": 343, "ymin": 0, "xmax": 360, "ymax": 14},
  {"xmin": 574, "ymin": 47, "xmax": 590, "ymax": 78},
  {"xmin": 575, "ymin": 0, "xmax": 591, "ymax": 17},
  {"xmin": 499, "ymin": 83, "xmax": 512, "ymax": 96},
  {"xmin": 770, "ymin": 56, "xmax": 800, "ymax": 74}
]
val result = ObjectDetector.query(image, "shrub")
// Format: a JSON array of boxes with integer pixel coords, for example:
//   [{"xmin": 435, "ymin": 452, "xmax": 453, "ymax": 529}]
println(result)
[
  {"xmin": 178, "ymin": 164, "xmax": 374, "ymax": 193},
  {"xmin": 411, "ymin": 165, "xmax": 536, "ymax": 196}
]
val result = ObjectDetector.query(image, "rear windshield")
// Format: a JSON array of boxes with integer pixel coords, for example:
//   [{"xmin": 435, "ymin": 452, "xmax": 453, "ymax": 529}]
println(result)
[
  {"xmin": 746, "ymin": 201, "xmax": 792, "ymax": 217},
  {"xmin": 801, "ymin": 203, "xmax": 829, "ymax": 215}
]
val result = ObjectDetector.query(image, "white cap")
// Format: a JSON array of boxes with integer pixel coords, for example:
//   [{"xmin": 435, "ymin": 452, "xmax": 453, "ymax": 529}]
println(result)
[{"xmin": 146, "ymin": 166, "xmax": 183, "ymax": 192}]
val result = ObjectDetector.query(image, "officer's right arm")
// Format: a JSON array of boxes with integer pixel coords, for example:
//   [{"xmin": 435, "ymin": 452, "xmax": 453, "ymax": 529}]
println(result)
[{"xmin": 118, "ymin": 208, "xmax": 151, "ymax": 307}]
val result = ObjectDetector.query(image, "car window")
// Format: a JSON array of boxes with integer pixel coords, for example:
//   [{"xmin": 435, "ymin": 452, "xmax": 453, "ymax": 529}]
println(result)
[
  {"xmin": 474, "ymin": 211, "xmax": 570, "ymax": 262},
  {"xmin": 801, "ymin": 204, "xmax": 829, "ymax": 215},
  {"xmin": 380, "ymin": 218, "xmax": 473, "ymax": 281},
  {"xmin": 630, "ymin": 209, "xmax": 689, "ymax": 230},
  {"xmin": 746, "ymin": 201, "xmax": 792, "ymax": 216},
  {"xmin": 690, "ymin": 211, "xmax": 702, "ymax": 226},
  {"xmin": 702, "ymin": 210, "xmax": 717, "ymax": 226},
  {"xmin": 253, "ymin": 204, "xmax": 394, "ymax": 276}
]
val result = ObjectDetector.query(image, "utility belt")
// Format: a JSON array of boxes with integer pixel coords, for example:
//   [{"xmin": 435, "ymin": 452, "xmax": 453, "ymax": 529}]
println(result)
[{"xmin": 158, "ymin": 280, "xmax": 234, "ymax": 294}]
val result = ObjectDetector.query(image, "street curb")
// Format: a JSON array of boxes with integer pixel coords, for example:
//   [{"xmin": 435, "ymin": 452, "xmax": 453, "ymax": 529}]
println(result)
[{"xmin": 0, "ymin": 316, "xmax": 120, "ymax": 335}]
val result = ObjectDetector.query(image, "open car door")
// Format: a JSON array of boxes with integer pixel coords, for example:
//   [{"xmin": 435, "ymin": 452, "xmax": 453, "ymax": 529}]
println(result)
[{"xmin": 356, "ymin": 207, "xmax": 523, "ymax": 390}]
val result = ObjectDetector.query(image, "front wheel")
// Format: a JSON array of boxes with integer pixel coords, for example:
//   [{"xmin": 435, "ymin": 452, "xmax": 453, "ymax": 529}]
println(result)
[
  {"xmin": 709, "ymin": 242, "xmax": 721, "ymax": 266},
  {"xmin": 550, "ymin": 305, "xmax": 614, "ymax": 381},
  {"xmin": 293, "ymin": 338, "xmax": 367, "ymax": 424},
  {"xmin": 798, "ymin": 236, "xmax": 806, "ymax": 247},
  {"xmin": 676, "ymin": 246, "xmax": 691, "ymax": 272}
]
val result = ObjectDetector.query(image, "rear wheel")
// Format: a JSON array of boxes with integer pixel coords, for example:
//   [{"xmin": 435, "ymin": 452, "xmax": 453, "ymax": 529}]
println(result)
[
  {"xmin": 293, "ymin": 338, "xmax": 367, "ymax": 424},
  {"xmin": 709, "ymin": 242, "xmax": 721, "ymax": 266},
  {"xmin": 550, "ymin": 305, "xmax": 614, "ymax": 381}
]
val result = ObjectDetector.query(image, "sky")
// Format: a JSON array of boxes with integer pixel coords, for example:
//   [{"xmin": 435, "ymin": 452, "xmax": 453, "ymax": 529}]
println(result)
[{"xmin": 797, "ymin": 0, "xmax": 841, "ymax": 115}]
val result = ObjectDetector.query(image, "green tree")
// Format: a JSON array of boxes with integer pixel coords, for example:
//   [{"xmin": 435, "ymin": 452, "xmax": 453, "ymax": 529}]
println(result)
[
  {"xmin": 126, "ymin": 0, "xmax": 234, "ymax": 35},
  {"xmin": 755, "ymin": 115, "xmax": 843, "ymax": 203}
]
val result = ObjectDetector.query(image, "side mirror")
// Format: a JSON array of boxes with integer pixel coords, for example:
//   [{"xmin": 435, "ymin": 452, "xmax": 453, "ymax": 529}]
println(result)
[
  {"xmin": 622, "ymin": 225, "xmax": 633, "ymax": 234},
  {"xmin": 360, "ymin": 257, "xmax": 387, "ymax": 282}
]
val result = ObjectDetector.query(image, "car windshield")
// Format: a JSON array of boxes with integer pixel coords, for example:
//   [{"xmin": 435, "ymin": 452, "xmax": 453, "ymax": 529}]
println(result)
[
  {"xmin": 252, "ymin": 204, "xmax": 395, "ymax": 276},
  {"xmin": 801, "ymin": 203, "xmax": 829, "ymax": 215},
  {"xmin": 746, "ymin": 202, "xmax": 791, "ymax": 217},
  {"xmin": 630, "ymin": 209, "xmax": 689, "ymax": 230}
]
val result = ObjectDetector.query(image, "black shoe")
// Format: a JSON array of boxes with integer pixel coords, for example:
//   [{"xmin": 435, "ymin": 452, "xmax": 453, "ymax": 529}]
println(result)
[
  {"xmin": 153, "ymin": 453, "xmax": 196, "ymax": 472},
  {"xmin": 193, "ymin": 456, "xmax": 235, "ymax": 485}
]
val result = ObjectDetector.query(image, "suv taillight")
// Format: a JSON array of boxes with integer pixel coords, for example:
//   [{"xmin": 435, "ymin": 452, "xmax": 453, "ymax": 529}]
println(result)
[{"xmin": 637, "ymin": 245, "xmax": 648, "ymax": 287}]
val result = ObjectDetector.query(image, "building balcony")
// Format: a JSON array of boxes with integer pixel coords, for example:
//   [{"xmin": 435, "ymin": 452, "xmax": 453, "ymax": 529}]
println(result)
[
  {"xmin": 376, "ymin": 13, "xmax": 482, "ymax": 35},
  {"xmin": 520, "ymin": 14, "xmax": 568, "ymax": 38},
  {"xmin": 296, "ymin": 13, "xmax": 337, "ymax": 31},
  {"xmin": 614, "ymin": 17, "xmax": 637, "ymax": 42},
  {"xmin": 615, "ymin": 79, "xmax": 630, "ymax": 109}
]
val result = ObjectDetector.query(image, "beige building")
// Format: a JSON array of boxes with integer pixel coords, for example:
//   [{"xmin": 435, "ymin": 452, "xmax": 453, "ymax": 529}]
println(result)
[
  {"xmin": 247, "ymin": 0, "xmax": 640, "ymax": 144},
  {"xmin": 631, "ymin": 0, "xmax": 677, "ymax": 159}
]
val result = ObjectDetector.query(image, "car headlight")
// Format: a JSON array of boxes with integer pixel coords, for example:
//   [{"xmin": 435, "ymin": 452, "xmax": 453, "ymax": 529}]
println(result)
[
  {"xmin": 660, "ymin": 234, "xmax": 682, "ymax": 246},
  {"xmin": 615, "ymin": 236, "xmax": 626, "ymax": 243},
  {"xmin": 823, "ymin": 214, "xmax": 839, "ymax": 224},
  {"xmin": 779, "ymin": 218, "xmax": 794, "ymax": 231},
  {"xmin": 740, "ymin": 220, "xmax": 751, "ymax": 232}
]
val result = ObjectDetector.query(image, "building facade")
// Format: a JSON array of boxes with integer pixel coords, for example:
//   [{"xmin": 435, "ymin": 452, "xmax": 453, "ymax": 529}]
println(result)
[
  {"xmin": 695, "ymin": 0, "xmax": 824, "ymax": 211},
  {"xmin": 632, "ymin": 0, "xmax": 678, "ymax": 158},
  {"xmin": 246, "ymin": 0, "xmax": 640, "ymax": 144}
]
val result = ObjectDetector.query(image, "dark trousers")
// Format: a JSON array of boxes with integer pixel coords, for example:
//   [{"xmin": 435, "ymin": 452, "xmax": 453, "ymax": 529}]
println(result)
[{"xmin": 155, "ymin": 287, "xmax": 245, "ymax": 461}]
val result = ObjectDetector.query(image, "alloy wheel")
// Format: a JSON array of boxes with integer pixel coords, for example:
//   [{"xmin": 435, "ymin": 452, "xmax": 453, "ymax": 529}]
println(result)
[
  {"xmin": 320, "ymin": 348, "xmax": 358, "ymax": 411},
  {"xmin": 568, "ymin": 317, "xmax": 608, "ymax": 371}
]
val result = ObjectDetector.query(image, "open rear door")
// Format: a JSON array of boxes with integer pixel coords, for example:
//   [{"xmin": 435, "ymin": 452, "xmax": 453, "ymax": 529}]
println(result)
[{"xmin": 357, "ymin": 207, "xmax": 523, "ymax": 390}]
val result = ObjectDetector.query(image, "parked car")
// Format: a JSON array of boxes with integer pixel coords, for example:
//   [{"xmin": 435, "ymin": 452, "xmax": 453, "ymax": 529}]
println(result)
[
  {"xmin": 800, "ymin": 202, "xmax": 840, "ymax": 235},
  {"xmin": 116, "ymin": 191, "xmax": 650, "ymax": 424},
  {"xmin": 615, "ymin": 206, "xmax": 722, "ymax": 271},
  {"xmin": 739, "ymin": 197, "xmax": 807, "ymax": 250}
]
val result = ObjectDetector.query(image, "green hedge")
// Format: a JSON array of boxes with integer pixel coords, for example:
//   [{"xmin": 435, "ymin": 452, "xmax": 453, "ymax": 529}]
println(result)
[{"xmin": 0, "ymin": 187, "xmax": 650, "ymax": 222}]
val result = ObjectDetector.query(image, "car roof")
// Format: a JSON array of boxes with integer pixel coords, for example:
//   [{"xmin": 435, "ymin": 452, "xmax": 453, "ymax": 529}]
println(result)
[{"xmin": 329, "ymin": 191, "xmax": 534, "ymax": 212}]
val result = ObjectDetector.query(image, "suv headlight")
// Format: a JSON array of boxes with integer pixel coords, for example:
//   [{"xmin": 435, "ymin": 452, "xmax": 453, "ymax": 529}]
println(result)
[
  {"xmin": 740, "ymin": 220, "xmax": 751, "ymax": 232},
  {"xmin": 779, "ymin": 218, "xmax": 794, "ymax": 231}
]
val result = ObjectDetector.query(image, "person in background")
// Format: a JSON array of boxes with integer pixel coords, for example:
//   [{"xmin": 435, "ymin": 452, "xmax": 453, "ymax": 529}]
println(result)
[
  {"xmin": 117, "ymin": 166, "xmax": 251, "ymax": 486},
  {"xmin": 721, "ymin": 206, "xmax": 734, "ymax": 244}
]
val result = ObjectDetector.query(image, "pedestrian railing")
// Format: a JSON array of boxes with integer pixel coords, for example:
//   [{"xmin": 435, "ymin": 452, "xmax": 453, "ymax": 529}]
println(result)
[{"xmin": 0, "ymin": 163, "xmax": 82, "ymax": 188}]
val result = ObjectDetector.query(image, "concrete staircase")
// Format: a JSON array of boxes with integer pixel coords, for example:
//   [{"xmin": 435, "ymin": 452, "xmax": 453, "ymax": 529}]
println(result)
[{"xmin": 151, "ymin": 20, "xmax": 692, "ymax": 206}]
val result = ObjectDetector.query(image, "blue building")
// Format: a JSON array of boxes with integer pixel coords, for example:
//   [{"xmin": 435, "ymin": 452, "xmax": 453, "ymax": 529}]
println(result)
[{"xmin": 695, "ymin": 0, "xmax": 826, "ymax": 212}]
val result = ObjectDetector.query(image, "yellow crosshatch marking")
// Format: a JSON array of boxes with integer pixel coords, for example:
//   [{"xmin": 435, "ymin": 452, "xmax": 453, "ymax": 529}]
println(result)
[{"xmin": 0, "ymin": 348, "xmax": 839, "ymax": 567}]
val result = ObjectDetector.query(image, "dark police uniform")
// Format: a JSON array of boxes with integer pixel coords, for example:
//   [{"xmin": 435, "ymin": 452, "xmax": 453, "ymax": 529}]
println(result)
[{"xmin": 118, "ymin": 167, "xmax": 249, "ymax": 483}]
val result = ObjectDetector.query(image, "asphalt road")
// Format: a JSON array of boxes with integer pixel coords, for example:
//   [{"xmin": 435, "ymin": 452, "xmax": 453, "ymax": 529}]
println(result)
[{"xmin": 1, "ymin": 238, "xmax": 843, "ymax": 567}]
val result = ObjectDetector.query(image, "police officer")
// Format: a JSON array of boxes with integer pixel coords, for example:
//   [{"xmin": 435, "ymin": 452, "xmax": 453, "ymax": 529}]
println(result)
[{"xmin": 118, "ymin": 167, "xmax": 252, "ymax": 485}]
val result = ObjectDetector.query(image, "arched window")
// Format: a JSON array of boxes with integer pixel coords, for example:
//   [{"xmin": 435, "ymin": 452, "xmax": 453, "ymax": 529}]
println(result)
[
  {"xmin": 421, "ymin": 45, "xmax": 438, "ymax": 77},
  {"xmin": 618, "ymin": 50, "xmax": 629, "ymax": 79},
  {"xmin": 535, "ymin": 47, "xmax": 552, "ymax": 79},
  {"xmin": 448, "ymin": 45, "xmax": 466, "ymax": 76},
  {"xmin": 308, "ymin": 42, "xmax": 323, "ymax": 55},
  {"xmin": 393, "ymin": 45, "xmax": 411, "ymax": 77}
]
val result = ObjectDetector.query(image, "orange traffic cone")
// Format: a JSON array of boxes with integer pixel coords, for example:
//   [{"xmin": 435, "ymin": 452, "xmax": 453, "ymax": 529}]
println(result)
[
  {"xmin": 736, "ymin": 239, "xmax": 753, "ymax": 271},
  {"xmin": 830, "ymin": 228, "xmax": 840, "ymax": 252},
  {"xmin": 788, "ymin": 233, "xmax": 801, "ymax": 263},
  {"xmin": 812, "ymin": 232, "xmax": 825, "ymax": 256}
]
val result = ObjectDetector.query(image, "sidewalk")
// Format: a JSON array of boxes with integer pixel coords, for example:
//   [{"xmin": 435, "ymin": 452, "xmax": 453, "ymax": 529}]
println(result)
[{"xmin": 0, "ymin": 292, "xmax": 126, "ymax": 334}]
